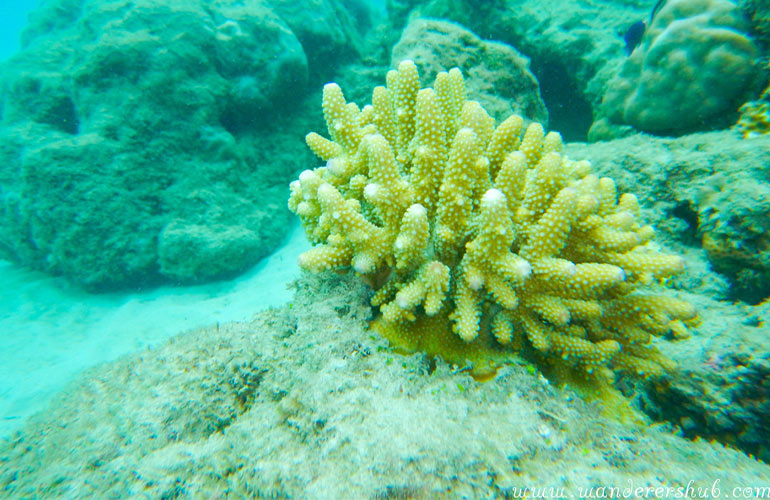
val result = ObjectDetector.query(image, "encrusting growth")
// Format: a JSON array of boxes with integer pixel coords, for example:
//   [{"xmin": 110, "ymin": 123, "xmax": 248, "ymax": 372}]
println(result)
[{"xmin": 289, "ymin": 61, "xmax": 697, "ymax": 388}]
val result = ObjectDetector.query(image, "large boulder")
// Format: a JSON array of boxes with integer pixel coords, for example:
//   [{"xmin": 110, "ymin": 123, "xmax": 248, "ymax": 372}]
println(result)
[
  {"xmin": 391, "ymin": 18, "xmax": 548, "ymax": 125},
  {"xmin": 0, "ymin": 0, "xmax": 359, "ymax": 290},
  {"xmin": 383, "ymin": 0, "xmax": 646, "ymax": 141},
  {"xmin": 595, "ymin": 0, "xmax": 760, "ymax": 137}
]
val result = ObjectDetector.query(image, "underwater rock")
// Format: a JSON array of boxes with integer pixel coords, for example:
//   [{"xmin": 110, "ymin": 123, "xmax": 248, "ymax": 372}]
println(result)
[
  {"xmin": 383, "ymin": 0, "xmax": 647, "ymax": 142},
  {"xmin": 1, "ymin": 272, "xmax": 769, "ymax": 497},
  {"xmin": 158, "ymin": 220, "xmax": 265, "ymax": 283},
  {"xmin": 0, "ymin": 0, "xmax": 359, "ymax": 290},
  {"xmin": 639, "ymin": 295, "xmax": 770, "ymax": 462},
  {"xmin": 391, "ymin": 18, "xmax": 548, "ymax": 125},
  {"xmin": 269, "ymin": 0, "xmax": 367, "ymax": 83},
  {"xmin": 597, "ymin": 0, "xmax": 760, "ymax": 136}
]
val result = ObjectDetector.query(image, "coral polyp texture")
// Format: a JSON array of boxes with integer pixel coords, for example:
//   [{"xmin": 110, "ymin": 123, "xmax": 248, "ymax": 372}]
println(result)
[{"xmin": 289, "ymin": 60, "xmax": 696, "ymax": 386}]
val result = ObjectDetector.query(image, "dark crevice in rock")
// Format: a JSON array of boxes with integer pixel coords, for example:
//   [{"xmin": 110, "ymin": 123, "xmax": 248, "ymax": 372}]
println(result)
[
  {"xmin": 671, "ymin": 200, "xmax": 700, "ymax": 246},
  {"xmin": 44, "ymin": 96, "xmax": 79, "ymax": 135},
  {"xmin": 638, "ymin": 355, "xmax": 770, "ymax": 463},
  {"xmin": 528, "ymin": 57, "xmax": 592, "ymax": 142}
]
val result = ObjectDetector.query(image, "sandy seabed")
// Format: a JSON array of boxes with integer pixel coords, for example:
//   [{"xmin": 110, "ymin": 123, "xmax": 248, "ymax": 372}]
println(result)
[{"xmin": 0, "ymin": 224, "xmax": 309, "ymax": 438}]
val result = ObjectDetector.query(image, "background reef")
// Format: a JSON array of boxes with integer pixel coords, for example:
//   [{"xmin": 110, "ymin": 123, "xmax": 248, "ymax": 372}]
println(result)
[{"xmin": 0, "ymin": 0, "xmax": 368, "ymax": 290}]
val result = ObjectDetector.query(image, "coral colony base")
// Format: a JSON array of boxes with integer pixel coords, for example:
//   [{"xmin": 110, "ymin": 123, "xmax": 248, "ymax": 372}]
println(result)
[{"xmin": 289, "ymin": 60, "xmax": 698, "ymax": 395}]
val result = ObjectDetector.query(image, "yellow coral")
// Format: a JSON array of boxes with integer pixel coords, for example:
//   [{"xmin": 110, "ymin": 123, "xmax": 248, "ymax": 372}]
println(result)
[
  {"xmin": 736, "ymin": 87, "xmax": 770, "ymax": 138},
  {"xmin": 735, "ymin": 63, "xmax": 770, "ymax": 138},
  {"xmin": 289, "ymin": 61, "xmax": 697, "ymax": 387}
]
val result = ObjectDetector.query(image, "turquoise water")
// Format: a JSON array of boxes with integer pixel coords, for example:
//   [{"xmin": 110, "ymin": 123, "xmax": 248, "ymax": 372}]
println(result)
[{"xmin": 0, "ymin": 0, "xmax": 36, "ymax": 61}]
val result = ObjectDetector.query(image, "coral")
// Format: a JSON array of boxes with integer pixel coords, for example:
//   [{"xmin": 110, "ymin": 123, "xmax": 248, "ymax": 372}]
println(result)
[
  {"xmin": 597, "ymin": 0, "xmax": 759, "ymax": 135},
  {"xmin": 568, "ymin": 129, "xmax": 770, "ymax": 304},
  {"xmin": 289, "ymin": 61, "xmax": 696, "ymax": 387},
  {"xmin": 736, "ymin": 79, "xmax": 770, "ymax": 138}
]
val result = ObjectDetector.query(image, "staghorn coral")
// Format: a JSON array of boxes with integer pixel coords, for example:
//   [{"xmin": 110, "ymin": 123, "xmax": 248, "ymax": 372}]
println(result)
[{"xmin": 289, "ymin": 60, "xmax": 696, "ymax": 388}]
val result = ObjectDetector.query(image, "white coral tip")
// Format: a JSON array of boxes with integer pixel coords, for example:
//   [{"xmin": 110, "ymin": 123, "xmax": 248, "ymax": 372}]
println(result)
[
  {"xmin": 353, "ymin": 255, "xmax": 374, "ymax": 274},
  {"xmin": 299, "ymin": 170, "xmax": 315, "ymax": 182},
  {"xmin": 482, "ymin": 188, "xmax": 504, "ymax": 204},
  {"xmin": 364, "ymin": 183, "xmax": 379, "ymax": 200},
  {"xmin": 467, "ymin": 274, "xmax": 484, "ymax": 291},
  {"xmin": 516, "ymin": 260, "xmax": 532, "ymax": 279},
  {"xmin": 407, "ymin": 204, "xmax": 427, "ymax": 217},
  {"xmin": 327, "ymin": 158, "xmax": 345, "ymax": 175},
  {"xmin": 317, "ymin": 183, "xmax": 335, "ymax": 197}
]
